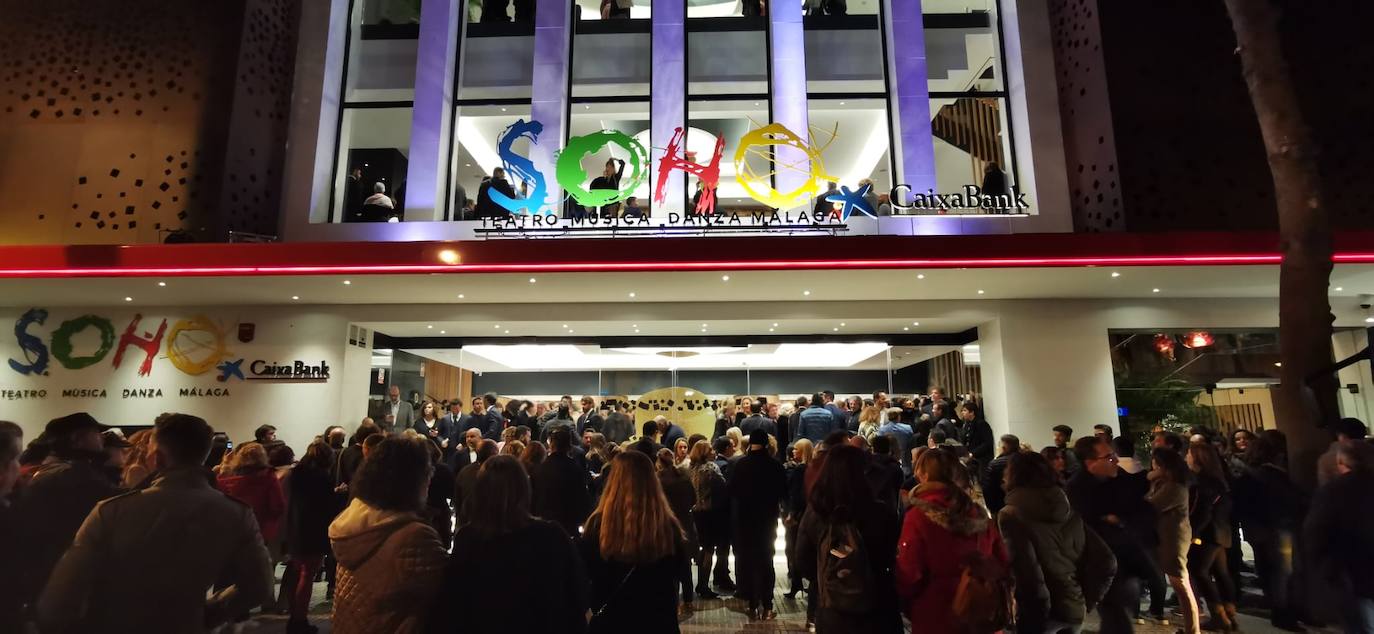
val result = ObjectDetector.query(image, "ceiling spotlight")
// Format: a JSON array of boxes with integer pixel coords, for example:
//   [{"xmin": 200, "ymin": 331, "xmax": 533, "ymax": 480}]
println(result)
[
  {"xmin": 291, "ymin": 295, "xmax": 299, "ymax": 300},
  {"xmin": 457, "ymin": 293, "xmax": 465, "ymax": 299},
  {"xmin": 628, "ymin": 292, "xmax": 636, "ymax": 298},
  {"xmin": 1335, "ymin": 287, "xmax": 1344, "ymax": 292},
  {"xmin": 342, "ymin": 280, "xmax": 351, "ymax": 285},
  {"xmin": 562, "ymin": 324, "xmax": 569, "ymax": 328},
  {"xmin": 157, "ymin": 281, "xmax": 166, "ymax": 287},
  {"xmin": 1273, "ymin": 362, "xmax": 1282, "ymax": 367},
  {"xmin": 1366, "ymin": 317, "xmax": 1374, "ymax": 324},
  {"xmin": 1152, "ymin": 288, "xmax": 1161, "ymax": 293},
  {"xmin": 500, "ymin": 107, "xmax": 507, "ymax": 112},
  {"xmin": 438, "ymin": 249, "xmax": 460, "ymax": 265},
  {"xmin": 839, "ymin": 322, "xmax": 846, "ymax": 327},
  {"xmin": 440, "ymin": 330, "xmax": 446, "ymax": 334},
  {"xmin": 494, "ymin": 324, "xmax": 501, "ymax": 329},
  {"xmin": 634, "ymin": 329, "xmax": 640, "ymax": 333},
  {"xmin": 768, "ymin": 328, "xmax": 775, "ymax": 332},
  {"xmin": 833, "ymin": 327, "xmax": 839, "ymax": 331},
  {"xmin": 913, "ymin": 321, "xmax": 920, "ymax": 326},
  {"xmin": 977, "ymin": 289, "xmax": 985, "ymax": 295},
  {"xmin": 568, "ymin": 329, "xmax": 574, "ymax": 333},
  {"xmin": 916, "ymin": 274, "xmax": 925, "ymax": 280},
  {"xmin": 124, "ymin": 296, "xmax": 133, "ymax": 302},
  {"xmin": 701, "ymin": 328, "xmax": 707, "ymax": 332},
  {"xmin": 902, "ymin": 327, "xmax": 909, "ymax": 331},
  {"xmin": 1110, "ymin": 272, "xmax": 1120, "ymax": 278},
  {"xmin": 528, "ymin": 277, "xmax": 537, "ymax": 283},
  {"xmin": 772, "ymin": 323, "xmax": 779, "ymax": 327},
  {"xmin": 427, "ymin": 325, "xmax": 433, "ymax": 329},
  {"xmin": 721, "ymin": 275, "xmax": 730, "ymax": 282},
  {"xmin": 803, "ymin": 290, "xmax": 811, "ymax": 296},
  {"xmin": 504, "ymin": 329, "xmax": 510, "ymax": 334},
  {"xmin": 701, "ymin": 323, "xmax": 708, "ymax": 327}
]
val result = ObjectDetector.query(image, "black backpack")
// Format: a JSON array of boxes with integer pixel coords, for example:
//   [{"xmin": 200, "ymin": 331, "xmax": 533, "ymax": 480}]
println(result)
[{"xmin": 816, "ymin": 520, "xmax": 875, "ymax": 613}]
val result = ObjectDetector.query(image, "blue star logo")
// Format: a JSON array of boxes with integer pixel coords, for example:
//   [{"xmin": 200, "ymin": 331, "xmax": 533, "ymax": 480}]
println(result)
[
  {"xmin": 825, "ymin": 183, "xmax": 876, "ymax": 220},
  {"xmin": 216, "ymin": 358, "xmax": 245, "ymax": 382}
]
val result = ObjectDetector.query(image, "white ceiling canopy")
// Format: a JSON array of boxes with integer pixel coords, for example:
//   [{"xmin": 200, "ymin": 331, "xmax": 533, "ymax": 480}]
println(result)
[{"xmin": 449, "ymin": 342, "xmax": 892, "ymax": 371}]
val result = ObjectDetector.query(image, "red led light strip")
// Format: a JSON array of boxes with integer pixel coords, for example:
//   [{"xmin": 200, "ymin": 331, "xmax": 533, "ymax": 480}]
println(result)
[{"xmin": 0, "ymin": 253, "xmax": 1370, "ymax": 278}]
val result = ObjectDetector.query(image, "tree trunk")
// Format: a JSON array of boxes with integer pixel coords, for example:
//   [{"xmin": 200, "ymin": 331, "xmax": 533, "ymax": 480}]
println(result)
[{"xmin": 1223, "ymin": 0, "xmax": 1336, "ymax": 487}]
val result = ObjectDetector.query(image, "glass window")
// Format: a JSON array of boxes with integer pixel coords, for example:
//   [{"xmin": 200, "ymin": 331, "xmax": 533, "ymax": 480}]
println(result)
[
  {"xmin": 928, "ymin": 96, "xmax": 1013, "ymax": 212},
  {"xmin": 571, "ymin": 29, "xmax": 651, "ymax": 99},
  {"xmin": 574, "ymin": 0, "xmax": 651, "ymax": 21},
  {"xmin": 687, "ymin": 29, "xmax": 767, "ymax": 95},
  {"xmin": 451, "ymin": 103, "xmax": 534, "ymax": 217},
  {"xmin": 566, "ymin": 101, "xmax": 652, "ymax": 216},
  {"xmin": 467, "ymin": 0, "xmax": 535, "ymax": 24},
  {"xmin": 457, "ymin": 34, "xmax": 535, "ymax": 101},
  {"xmin": 807, "ymin": 97, "xmax": 892, "ymax": 208},
  {"xmin": 924, "ymin": 0, "xmax": 1004, "ymax": 93},
  {"xmin": 361, "ymin": 0, "xmax": 423, "ymax": 26},
  {"xmin": 333, "ymin": 107, "xmax": 414, "ymax": 222},
  {"xmin": 686, "ymin": 99, "xmax": 771, "ymax": 216}
]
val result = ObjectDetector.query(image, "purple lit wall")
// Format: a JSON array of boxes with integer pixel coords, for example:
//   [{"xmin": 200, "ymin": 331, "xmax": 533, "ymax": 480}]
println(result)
[
  {"xmin": 404, "ymin": 0, "xmax": 463, "ymax": 221},
  {"xmin": 531, "ymin": 0, "xmax": 572, "ymax": 208},
  {"xmin": 769, "ymin": 0, "xmax": 809, "ymax": 203},
  {"xmin": 651, "ymin": 0, "xmax": 686, "ymax": 215},
  {"xmin": 887, "ymin": 0, "xmax": 936, "ymax": 193}
]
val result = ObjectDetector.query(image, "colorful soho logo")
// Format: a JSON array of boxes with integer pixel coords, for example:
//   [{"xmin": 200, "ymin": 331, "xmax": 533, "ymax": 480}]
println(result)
[{"xmin": 491, "ymin": 119, "xmax": 873, "ymax": 217}]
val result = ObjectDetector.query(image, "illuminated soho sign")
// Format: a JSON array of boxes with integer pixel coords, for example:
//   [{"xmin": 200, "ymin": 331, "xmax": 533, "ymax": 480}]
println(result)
[{"xmin": 491, "ymin": 120, "xmax": 877, "ymax": 218}]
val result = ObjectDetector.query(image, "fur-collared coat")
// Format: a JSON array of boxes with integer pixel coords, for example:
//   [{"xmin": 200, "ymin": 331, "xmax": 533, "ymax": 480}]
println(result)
[{"xmin": 895, "ymin": 482, "xmax": 1008, "ymax": 633}]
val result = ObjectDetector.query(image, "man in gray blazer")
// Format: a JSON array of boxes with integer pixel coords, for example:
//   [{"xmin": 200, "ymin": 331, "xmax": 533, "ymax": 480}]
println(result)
[{"xmin": 383, "ymin": 385, "xmax": 414, "ymax": 433}]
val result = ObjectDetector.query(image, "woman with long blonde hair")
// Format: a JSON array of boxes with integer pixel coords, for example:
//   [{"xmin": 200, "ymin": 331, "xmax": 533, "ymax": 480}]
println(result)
[
  {"xmin": 579, "ymin": 451, "xmax": 687, "ymax": 633},
  {"xmin": 120, "ymin": 429, "xmax": 156, "ymax": 488},
  {"xmin": 858, "ymin": 405, "xmax": 881, "ymax": 442}
]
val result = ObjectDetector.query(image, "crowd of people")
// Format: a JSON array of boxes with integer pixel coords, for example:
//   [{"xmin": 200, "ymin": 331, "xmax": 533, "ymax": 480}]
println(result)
[{"xmin": 0, "ymin": 387, "xmax": 1372, "ymax": 633}]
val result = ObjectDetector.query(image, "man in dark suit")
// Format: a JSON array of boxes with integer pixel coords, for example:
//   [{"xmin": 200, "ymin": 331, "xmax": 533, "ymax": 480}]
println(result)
[
  {"xmin": 474, "ymin": 168, "xmax": 517, "ymax": 218},
  {"xmin": 657, "ymin": 416, "xmax": 686, "ymax": 451},
  {"xmin": 446, "ymin": 428, "xmax": 482, "ymax": 473},
  {"xmin": 631, "ymin": 420, "xmax": 664, "ymax": 457},
  {"xmin": 530, "ymin": 427, "xmax": 592, "ymax": 537},
  {"xmin": 729, "ymin": 429, "xmax": 787, "ymax": 619},
  {"xmin": 480, "ymin": 392, "xmax": 505, "ymax": 441},
  {"xmin": 575, "ymin": 396, "xmax": 604, "ymax": 436},
  {"xmin": 439, "ymin": 401, "xmax": 466, "ymax": 452},
  {"xmin": 739, "ymin": 401, "xmax": 777, "ymax": 444}
]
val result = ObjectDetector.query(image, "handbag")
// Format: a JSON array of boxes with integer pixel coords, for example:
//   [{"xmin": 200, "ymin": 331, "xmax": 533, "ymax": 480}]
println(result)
[{"xmin": 588, "ymin": 565, "xmax": 637, "ymax": 629}]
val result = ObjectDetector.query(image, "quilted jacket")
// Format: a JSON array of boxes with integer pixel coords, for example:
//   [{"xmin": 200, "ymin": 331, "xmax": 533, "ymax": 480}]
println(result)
[{"xmin": 329, "ymin": 498, "xmax": 446, "ymax": 634}]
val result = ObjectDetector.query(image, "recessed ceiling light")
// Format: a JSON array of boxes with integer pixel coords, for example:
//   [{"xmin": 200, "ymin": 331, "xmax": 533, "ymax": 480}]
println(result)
[
  {"xmin": 1335, "ymin": 287, "xmax": 1344, "ymax": 292},
  {"xmin": 584, "ymin": 105, "xmax": 590, "ymax": 109},
  {"xmin": 977, "ymin": 289, "xmax": 985, "ymax": 295},
  {"xmin": 342, "ymin": 280, "xmax": 351, "ymax": 285},
  {"xmin": 701, "ymin": 323, "xmax": 708, "ymax": 327},
  {"xmin": 427, "ymin": 325, "xmax": 433, "ymax": 329},
  {"xmin": 494, "ymin": 324, "xmax": 501, "ymax": 329},
  {"xmin": 701, "ymin": 328, "xmax": 707, "ymax": 332},
  {"xmin": 1366, "ymin": 317, "xmax": 1374, "ymax": 324},
  {"xmin": 440, "ymin": 330, "xmax": 446, "ymax": 334},
  {"xmin": 839, "ymin": 322, "xmax": 846, "ymax": 327},
  {"xmin": 504, "ymin": 329, "xmax": 510, "ymax": 334},
  {"xmin": 903, "ymin": 327, "xmax": 909, "ymax": 331},
  {"xmin": 500, "ymin": 107, "xmax": 507, "ymax": 112},
  {"xmin": 803, "ymin": 290, "xmax": 811, "ymax": 296},
  {"xmin": 1273, "ymin": 362, "xmax": 1282, "ymax": 367},
  {"xmin": 157, "ymin": 281, "xmax": 166, "ymax": 287},
  {"xmin": 721, "ymin": 275, "xmax": 730, "ymax": 281},
  {"xmin": 634, "ymin": 328, "xmax": 640, "ymax": 333},
  {"xmin": 768, "ymin": 328, "xmax": 775, "ymax": 332},
  {"xmin": 124, "ymin": 296, "xmax": 133, "ymax": 302},
  {"xmin": 632, "ymin": 324, "xmax": 638, "ymax": 328},
  {"xmin": 568, "ymin": 329, "xmax": 574, "ymax": 333},
  {"xmin": 457, "ymin": 293, "xmax": 465, "ymax": 299},
  {"xmin": 1152, "ymin": 288, "xmax": 1161, "ymax": 293},
  {"xmin": 628, "ymin": 292, "xmax": 636, "ymax": 298},
  {"xmin": 913, "ymin": 321, "xmax": 920, "ymax": 326},
  {"xmin": 1110, "ymin": 272, "xmax": 1120, "ymax": 278},
  {"xmin": 916, "ymin": 274, "xmax": 925, "ymax": 280},
  {"xmin": 772, "ymin": 323, "xmax": 779, "ymax": 327},
  {"xmin": 832, "ymin": 327, "xmax": 839, "ymax": 331},
  {"xmin": 562, "ymin": 324, "xmax": 569, "ymax": 328},
  {"xmin": 465, "ymin": 163, "xmax": 471, "ymax": 167},
  {"xmin": 291, "ymin": 295, "xmax": 299, "ymax": 300},
  {"xmin": 528, "ymin": 277, "xmax": 537, "ymax": 283}
]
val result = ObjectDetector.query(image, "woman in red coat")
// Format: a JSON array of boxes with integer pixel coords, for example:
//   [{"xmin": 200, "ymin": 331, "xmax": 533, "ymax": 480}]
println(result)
[
  {"xmin": 896, "ymin": 447, "xmax": 1007, "ymax": 633},
  {"xmin": 217, "ymin": 442, "xmax": 287, "ymax": 543}
]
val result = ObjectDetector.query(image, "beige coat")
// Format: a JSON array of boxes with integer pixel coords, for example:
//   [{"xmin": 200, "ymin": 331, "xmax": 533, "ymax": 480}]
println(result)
[
  {"xmin": 330, "ymin": 498, "xmax": 446, "ymax": 634},
  {"xmin": 37, "ymin": 467, "xmax": 273, "ymax": 633}
]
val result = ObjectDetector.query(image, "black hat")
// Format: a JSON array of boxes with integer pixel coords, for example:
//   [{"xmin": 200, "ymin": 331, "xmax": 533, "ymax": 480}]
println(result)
[
  {"xmin": 43, "ymin": 413, "xmax": 108, "ymax": 439},
  {"xmin": 748, "ymin": 429, "xmax": 770, "ymax": 447}
]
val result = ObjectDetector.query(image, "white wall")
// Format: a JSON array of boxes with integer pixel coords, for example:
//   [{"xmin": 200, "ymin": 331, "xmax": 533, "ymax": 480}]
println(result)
[
  {"xmin": 977, "ymin": 303, "xmax": 1120, "ymax": 447},
  {"xmin": 0, "ymin": 306, "xmax": 362, "ymax": 453}
]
